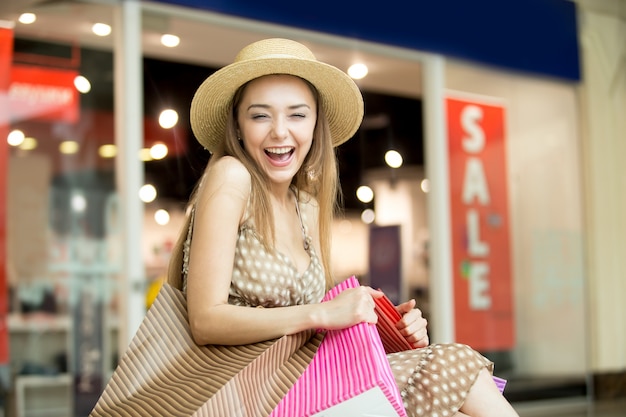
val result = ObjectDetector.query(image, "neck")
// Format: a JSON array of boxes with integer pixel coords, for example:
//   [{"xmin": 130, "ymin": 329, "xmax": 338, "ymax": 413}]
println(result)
[{"xmin": 269, "ymin": 183, "xmax": 295, "ymax": 209}]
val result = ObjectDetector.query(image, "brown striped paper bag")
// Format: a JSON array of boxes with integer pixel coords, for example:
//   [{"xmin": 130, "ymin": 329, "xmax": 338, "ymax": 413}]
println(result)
[{"xmin": 89, "ymin": 284, "xmax": 322, "ymax": 417}]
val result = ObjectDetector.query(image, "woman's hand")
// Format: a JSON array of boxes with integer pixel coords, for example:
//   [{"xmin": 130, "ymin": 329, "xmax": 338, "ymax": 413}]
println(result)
[
  {"xmin": 319, "ymin": 286, "xmax": 384, "ymax": 331},
  {"xmin": 395, "ymin": 299, "xmax": 429, "ymax": 348}
]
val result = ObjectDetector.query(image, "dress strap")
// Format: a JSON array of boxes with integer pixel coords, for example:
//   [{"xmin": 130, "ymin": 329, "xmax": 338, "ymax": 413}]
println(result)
[{"xmin": 181, "ymin": 205, "xmax": 196, "ymax": 293}]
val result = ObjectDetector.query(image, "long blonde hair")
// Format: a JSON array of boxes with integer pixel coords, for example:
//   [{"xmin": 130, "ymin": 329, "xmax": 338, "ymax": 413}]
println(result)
[{"xmin": 168, "ymin": 76, "xmax": 341, "ymax": 291}]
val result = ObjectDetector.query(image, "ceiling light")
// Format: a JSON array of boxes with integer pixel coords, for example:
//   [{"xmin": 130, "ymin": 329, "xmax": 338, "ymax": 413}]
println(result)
[
  {"xmin": 160, "ymin": 34, "xmax": 180, "ymax": 48},
  {"xmin": 99, "ymin": 144, "xmax": 117, "ymax": 158},
  {"xmin": 385, "ymin": 150, "xmax": 403, "ymax": 168},
  {"xmin": 159, "ymin": 109, "xmax": 178, "ymax": 129},
  {"xmin": 59, "ymin": 140, "xmax": 79, "ymax": 154},
  {"xmin": 356, "ymin": 185, "xmax": 374, "ymax": 203},
  {"xmin": 361, "ymin": 208, "xmax": 375, "ymax": 224},
  {"xmin": 18, "ymin": 13, "xmax": 36, "ymax": 25},
  {"xmin": 74, "ymin": 75, "xmax": 91, "ymax": 93},
  {"xmin": 92, "ymin": 23, "xmax": 111, "ymax": 37},
  {"xmin": 139, "ymin": 184, "xmax": 157, "ymax": 203},
  {"xmin": 149, "ymin": 143, "xmax": 168, "ymax": 160},
  {"xmin": 19, "ymin": 137, "xmax": 38, "ymax": 150},
  {"xmin": 154, "ymin": 209, "xmax": 170, "ymax": 225},
  {"xmin": 7, "ymin": 129, "xmax": 25, "ymax": 146},
  {"xmin": 348, "ymin": 63, "xmax": 368, "ymax": 80}
]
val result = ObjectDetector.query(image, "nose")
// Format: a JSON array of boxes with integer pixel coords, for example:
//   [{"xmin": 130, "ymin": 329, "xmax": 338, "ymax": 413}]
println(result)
[{"xmin": 271, "ymin": 115, "xmax": 288, "ymax": 140}]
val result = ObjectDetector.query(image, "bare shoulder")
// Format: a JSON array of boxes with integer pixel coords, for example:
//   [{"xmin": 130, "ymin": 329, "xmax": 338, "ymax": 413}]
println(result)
[
  {"xmin": 203, "ymin": 156, "xmax": 250, "ymax": 194},
  {"xmin": 209, "ymin": 156, "xmax": 251, "ymax": 185},
  {"xmin": 197, "ymin": 156, "xmax": 251, "ymax": 212}
]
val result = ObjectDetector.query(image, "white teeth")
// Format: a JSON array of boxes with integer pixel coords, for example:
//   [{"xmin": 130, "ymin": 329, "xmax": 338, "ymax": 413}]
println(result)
[{"xmin": 265, "ymin": 147, "xmax": 293, "ymax": 155}]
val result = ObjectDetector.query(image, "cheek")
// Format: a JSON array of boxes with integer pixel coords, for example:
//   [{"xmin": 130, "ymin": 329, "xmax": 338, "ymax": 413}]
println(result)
[
  {"xmin": 302, "ymin": 121, "xmax": 316, "ymax": 144},
  {"xmin": 299, "ymin": 134, "xmax": 314, "ymax": 154},
  {"xmin": 241, "ymin": 125, "xmax": 264, "ymax": 144}
]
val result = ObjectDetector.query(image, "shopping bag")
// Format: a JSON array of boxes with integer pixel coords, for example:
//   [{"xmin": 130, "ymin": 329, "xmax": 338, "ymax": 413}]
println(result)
[
  {"xmin": 374, "ymin": 292, "xmax": 414, "ymax": 353},
  {"xmin": 493, "ymin": 376, "xmax": 507, "ymax": 393},
  {"xmin": 269, "ymin": 276, "xmax": 408, "ymax": 417},
  {"xmin": 90, "ymin": 283, "xmax": 323, "ymax": 417}
]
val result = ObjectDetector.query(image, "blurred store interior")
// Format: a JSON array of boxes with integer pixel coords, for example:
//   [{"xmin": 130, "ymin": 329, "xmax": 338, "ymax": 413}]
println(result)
[{"xmin": 1, "ymin": 1, "xmax": 625, "ymax": 416}]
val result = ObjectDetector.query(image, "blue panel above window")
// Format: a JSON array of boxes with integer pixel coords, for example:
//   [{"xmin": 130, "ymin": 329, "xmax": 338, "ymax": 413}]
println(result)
[{"xmin": 152, "ymin": 0, "xmax": 580, "ymax": 81}]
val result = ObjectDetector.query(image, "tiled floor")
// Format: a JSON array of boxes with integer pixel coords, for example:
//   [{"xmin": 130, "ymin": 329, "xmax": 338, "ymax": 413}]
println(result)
[{"xmin": 513, "ymin": 397, "xmax": 626, "ymax": 417}]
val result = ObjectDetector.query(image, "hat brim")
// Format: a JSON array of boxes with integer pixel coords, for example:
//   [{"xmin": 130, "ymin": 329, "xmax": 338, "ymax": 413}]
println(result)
[{"xmin": 190, "ymin": 56, "xmax": 364, "ymax": 153}]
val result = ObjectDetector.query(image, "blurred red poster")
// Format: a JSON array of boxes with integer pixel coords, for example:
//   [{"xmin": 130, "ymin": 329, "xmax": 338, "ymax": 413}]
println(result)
[
  {"xmin": 8, "ymin": 64, "xmax": 79, "ymax": 123},
  {"xmin": 0, "ymin": 26, "xmax": 13, "ymax": 364},
  {"xmin": 446, "ymin": 94, "xmax": 515, "ymax": 351}
]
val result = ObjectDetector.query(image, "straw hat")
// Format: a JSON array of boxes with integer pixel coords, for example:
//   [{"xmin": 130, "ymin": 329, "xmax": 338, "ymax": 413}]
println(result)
[{"xmin": 190, "ymin": 38, "xmax": 364, "ymax": 153}]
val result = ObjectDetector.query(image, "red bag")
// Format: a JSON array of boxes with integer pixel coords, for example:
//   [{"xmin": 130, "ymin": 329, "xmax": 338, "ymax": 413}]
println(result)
[{"xmin": 374, "ymin": 293, "xmax": 414, "ymax": 353}]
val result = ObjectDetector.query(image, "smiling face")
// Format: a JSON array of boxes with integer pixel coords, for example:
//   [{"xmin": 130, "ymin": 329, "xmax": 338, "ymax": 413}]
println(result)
[{"xmin": 237, "ymin": 74, "xmax": 317, "ymax": 190}]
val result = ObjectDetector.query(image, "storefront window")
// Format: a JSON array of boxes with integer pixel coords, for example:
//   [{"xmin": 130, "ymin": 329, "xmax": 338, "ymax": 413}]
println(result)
[
  {"xmin": 445, "ymin": 60, "xmax": 589, "ymax": 402},
  {"xmin": 1, "ymin": 1, "xmax": 589, "ymax": 415},
  {"xmin": 2, "ymin": 4, "xmax": 120, "ymax": 415}
]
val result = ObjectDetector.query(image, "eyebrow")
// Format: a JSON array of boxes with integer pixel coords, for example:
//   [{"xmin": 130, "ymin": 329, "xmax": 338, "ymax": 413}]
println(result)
[{"xmin": 246, "ymin": 103, "xmax": 311, "ymax": 111}]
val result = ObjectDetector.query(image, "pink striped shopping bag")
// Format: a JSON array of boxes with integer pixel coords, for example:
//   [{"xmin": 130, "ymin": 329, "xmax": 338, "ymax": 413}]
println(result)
[{"xmin": 269, "ymin": 276, "xmax": 407, "ymax": 417}]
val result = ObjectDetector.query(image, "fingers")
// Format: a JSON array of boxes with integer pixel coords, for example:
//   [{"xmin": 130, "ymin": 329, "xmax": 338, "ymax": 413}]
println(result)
[
  {"xmin": 408, "ymin": 323, "xmax": 430, "ymax": 347},
  {"xmin": 399, "ymin": 314, "xmax": 428, "ymax": 336},
  {"xmin": 400, "ymin": 321, "xmax": 429, "ymax": 348},
  {"xmin": 358, "ymin": 287, "xmax": 381, "ymax": 323},
  {"xmin": 362, "ymin": 286, "xmax": 385, "ymax": 299},
  {"xmin": 333, "ymin": 286, "xmax": 380, "ymax": 325},
  {"xmin": 396, "ymin": 305, "xmax": 424, "ymax": 329},
  {"xmin": 412, "ymin": 333, "xmax": 430, "ymax": 348},
  {"xmin": 395, "ymin": 306, "xmax": 429, "ymax": 348},
  {"xmin": 395, "ymin": 299, "xmax": 416, "ymax": 315}
]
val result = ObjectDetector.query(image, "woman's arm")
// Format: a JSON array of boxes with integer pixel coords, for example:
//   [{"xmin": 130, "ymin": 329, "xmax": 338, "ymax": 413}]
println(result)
[{"xmin": 185, "ymin": 157, "xmax": 382, "ymax": 346}]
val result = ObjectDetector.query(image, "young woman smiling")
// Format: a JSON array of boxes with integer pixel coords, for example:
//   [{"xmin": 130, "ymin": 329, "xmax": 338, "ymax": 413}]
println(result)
[{"xmin": 166, "ymin": 38, "xmax": 519, "ymax": 417}]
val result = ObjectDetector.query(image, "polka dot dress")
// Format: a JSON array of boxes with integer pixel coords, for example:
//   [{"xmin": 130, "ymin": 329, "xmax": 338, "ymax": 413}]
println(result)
[
  {"xmin": 183, "ymin": 196, "xmax": 494, "ymax": 416},
  {"xmin": 388, "ymin": 344, "xmax": 493, "ymax": 417},
  {"xmin": 229, "ymin": 221, "xmax": 326, "ymax": 307}
]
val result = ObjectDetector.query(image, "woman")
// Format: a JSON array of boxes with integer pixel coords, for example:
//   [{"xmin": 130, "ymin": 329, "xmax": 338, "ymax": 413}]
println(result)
[{"xmin": 169, "ymin": 38, "xmax": 519, "ymax": 417}]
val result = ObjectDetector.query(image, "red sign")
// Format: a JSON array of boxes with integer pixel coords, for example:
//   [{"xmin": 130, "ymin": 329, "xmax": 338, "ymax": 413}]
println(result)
[
  {"xmin": 7, "ymin": 65, "xmax": 79, "ymax": 124},
  {"xmin": 447, "ymin": 95, "xmax": 515, "ymax": 351},
  {"xmin": 0, "ymin": 26, "xmax": 13, "ymax": 364}
]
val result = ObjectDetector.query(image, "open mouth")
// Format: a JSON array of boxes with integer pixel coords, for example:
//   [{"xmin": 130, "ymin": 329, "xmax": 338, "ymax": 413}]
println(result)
[{"xmin": 265, "ymin": 146, "xmax": 295, "ymax": 162}]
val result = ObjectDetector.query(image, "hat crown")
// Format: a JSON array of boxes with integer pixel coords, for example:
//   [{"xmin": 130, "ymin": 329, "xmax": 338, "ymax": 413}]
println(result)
[{"xmin": 235, "ymin": 38, "xmax": 317, "ymax": 63}]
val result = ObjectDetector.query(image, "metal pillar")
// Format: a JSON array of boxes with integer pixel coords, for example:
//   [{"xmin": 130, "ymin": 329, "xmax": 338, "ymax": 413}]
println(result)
[
  {"xmin": 422, "ymin": 55, "xmax": 455, "ymax": 343},
  {"xmin": 113, "ymin": 0, "xmax": 145, "ymax": 350}
]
